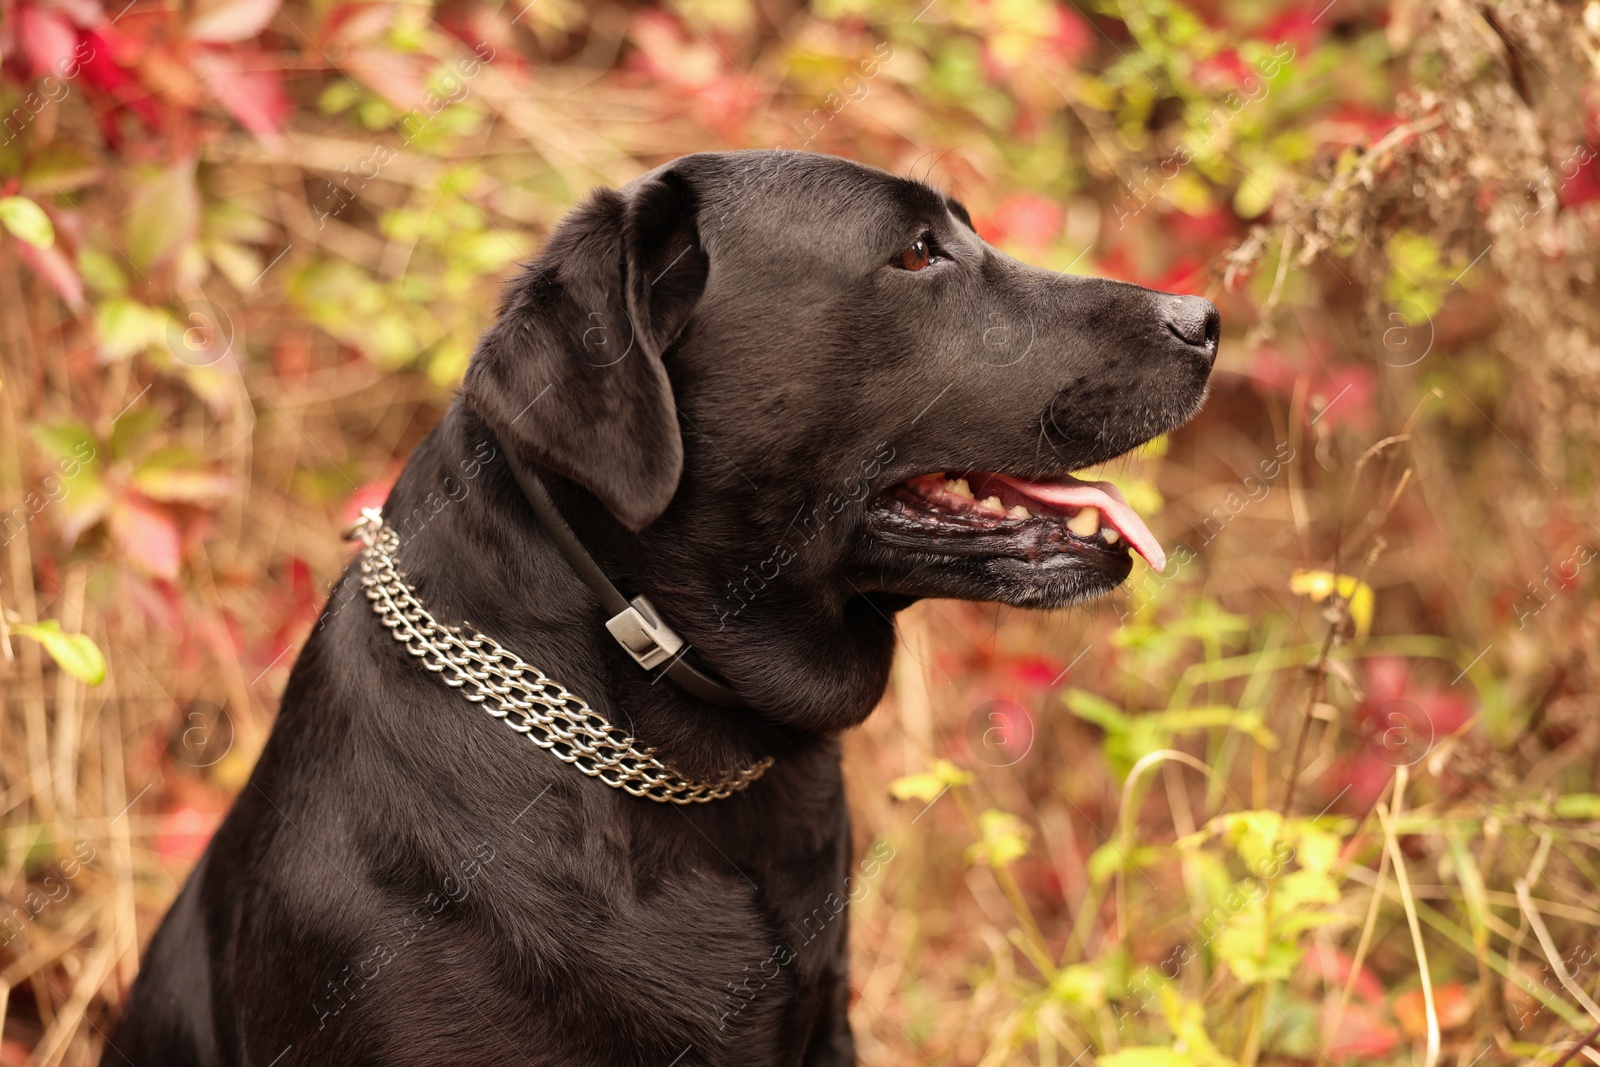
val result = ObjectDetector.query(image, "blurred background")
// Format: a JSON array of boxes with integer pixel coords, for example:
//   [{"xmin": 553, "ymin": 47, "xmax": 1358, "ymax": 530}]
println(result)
[{"xmin": 2, "ymin": 0, "xmax": 1599, "ymax": 1063}]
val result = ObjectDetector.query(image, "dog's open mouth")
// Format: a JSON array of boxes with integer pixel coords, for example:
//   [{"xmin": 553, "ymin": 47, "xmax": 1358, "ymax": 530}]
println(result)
[{"xmin": 865, "ymin": 470, "xmax": 1167, "ymax": 573}]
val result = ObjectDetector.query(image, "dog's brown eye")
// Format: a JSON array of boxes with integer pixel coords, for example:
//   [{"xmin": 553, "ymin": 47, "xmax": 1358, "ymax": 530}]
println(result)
[{"xmin": 893, "ymin": 235, "xmax": 935, "ymax": 271}]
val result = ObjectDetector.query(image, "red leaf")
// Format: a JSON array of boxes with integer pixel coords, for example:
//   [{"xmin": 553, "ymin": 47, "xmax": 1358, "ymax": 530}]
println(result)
[
  {"xmin": 977, "ymin": 193, "xmax": 1064, "ymax": 252},
  {"xmin": 189, "ymin": 0, "xmax": 280, "ymax": 43},
  {"xmin": 20, "ymin": 8, "xmax": 80, "ymax": 79},
  {"xmin": 1318, "ymin": 104, "xmax": 1406, "ymax": 149},
  {"xmin": 110, "ymin": 495, "xmax": 183, "ymax": 581},
  {"xmin": 627, "ymin": 11, "xmax": 721, "ymax": 90},
  {"xmin": 1165, "ymin": 209, "xmax": 1239, "ymax": 247},
  {"xmin": 1306, "ymin": 944, "xmax": 1386, "ymax": 1004},
  {"xmin": 1258, "ymin": 7, "xmax": 1325, "ymax": 56},
  {"xmin": 1150, "ymin": 256, "xmax": 1206, "ymax": 295},
  {"xmin": 16, "ymin": 236, "xmax": 84, "ymax": 310},
  {"xmin": 125, "ymin": 573, "xmax": 187, "ymax": 634},
  {"xmin": 1395, "ymin": 983, "xmax": 1474, "ymax": 1037},
  {"xmin": 1364, "ymin": 657, "xmax": 1411, "ymax": 706},
  {"xmin": 1049, "ymin": 5, "xmax": 1092, "ymax": 63},
  {"xmin": 321, "ymin": 1, "xmax": 396, "ymax": 46},
  {"xmin": 1003, "ymin": 654, "xmax": 1065, "ymax": 689},
  {"xmin": 193, "ymin": 49, "xmax": 290, "ymax": 141},
  {"xmin": 1193, "ymin": 49, "xmax": 1250, "ymax": 90},
  {"xmin": 1320, "ymin": 752, "xmax": 1395, "ymax": 812},
  {"xmin": 78, "ymin": 29, "xmax": 162, "ymax": 131},
  {"xmin": 194, "ymin": 609, "xmax": 244, "ymax": 663},
  {"xmin": 1558, "ymin": 144, "xmax": 1600, "ymax": 209},
  {"xmin": 1310, "ymin": 365, "xmax": 1376, "ymax": 432},
  {"xmin": 1321, "ymin": 1000, "xmax": 1399, "ymax": 1061},
  {"xmin": 155, "ymin": 805, "xmax": 222, "ymax": 862},
  {"xmin": 340, "ymin": 471, "xmax": 398, "ymax": 530},
  {"xmin": 1323, "ymin": 658, "xmax": 1477, "ymax": 809}
]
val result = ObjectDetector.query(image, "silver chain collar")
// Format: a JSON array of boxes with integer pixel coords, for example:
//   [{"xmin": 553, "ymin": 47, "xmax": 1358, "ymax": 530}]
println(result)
[{"xmin": 351, "ymin": 508, "xmax": 772, "ymax": 804}]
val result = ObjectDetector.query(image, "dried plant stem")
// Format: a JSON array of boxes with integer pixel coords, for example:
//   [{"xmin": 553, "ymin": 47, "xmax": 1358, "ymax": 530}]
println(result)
[
  {"xmin": 31, "ymin": 927, "xmax": 118, "ymax": 1067},
  {"xmin": 1378, "ymin": 766, "xmax": 1440, "ymax": 1067},
  {"xmin": 104, "ymin": 709, "xmax": 141, "ymax": 992},
  {"xmin": 1551, "ymin": 1020, "xmax": 1600, "ymax": 1067},
  {"xmin": 951, "ymin": 787, "xmax": 1054, "ymax": 978},
  {"xmin": 50, "ymin": 565, "xmax": 88, "ymax": 823},
  {"xmin": 1277, "ymin": 625, "xmax": 1339, "ymax": 819},
  {"xmin": 1327, "ymin": 775, "xmax": 1398, "ymax": 1044},
  {"xmin": 0, "ymin": 262, "xmax": 56, "ymax": 832},
  {"xmin": 1517, "ymin": 834, "xmax": 1600, "ymax": 1025},
  {"xmin": 1117, "ymin": 751, "xmax": 1241, "ymax": 968},
  {"xmin": 1334, "ymin": 849, "xmax": 1393, "ymax": 1033}
]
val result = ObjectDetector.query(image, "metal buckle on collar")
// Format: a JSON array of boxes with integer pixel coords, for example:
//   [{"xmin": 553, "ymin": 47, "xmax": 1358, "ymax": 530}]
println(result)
[{"xmin": 604, "ymin": 595, "xmax": 684, "ymax": 670}]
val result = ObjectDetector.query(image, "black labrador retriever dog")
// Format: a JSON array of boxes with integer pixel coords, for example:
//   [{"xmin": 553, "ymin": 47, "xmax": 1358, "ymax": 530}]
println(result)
[{"xmin": 108, "ymin": 150, "xmax": 1217, "ymax": 1066}]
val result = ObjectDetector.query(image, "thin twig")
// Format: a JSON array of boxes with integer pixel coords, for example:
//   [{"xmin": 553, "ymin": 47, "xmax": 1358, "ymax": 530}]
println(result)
[{"xmin": 1378, "ymin": 766, "xmax": 1440, "ymax": 1067}]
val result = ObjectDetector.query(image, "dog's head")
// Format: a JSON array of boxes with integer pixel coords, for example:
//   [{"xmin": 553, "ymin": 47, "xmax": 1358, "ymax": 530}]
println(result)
[{"xmin": 463, "ymin": 150, "xmax": 1216, "ymax": 730}]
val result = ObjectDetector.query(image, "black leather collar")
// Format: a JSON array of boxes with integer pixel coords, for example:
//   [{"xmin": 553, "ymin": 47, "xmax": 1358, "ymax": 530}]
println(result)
[{"xmin": 496, "ymin": 436, "xmax": 742, "ymax": 708}]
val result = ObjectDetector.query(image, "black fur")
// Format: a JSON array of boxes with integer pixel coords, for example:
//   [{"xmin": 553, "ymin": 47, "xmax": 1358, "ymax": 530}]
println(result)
[{"xmin": 107, "ymin": 150, "xmax": 1216, "ymax": 1066}]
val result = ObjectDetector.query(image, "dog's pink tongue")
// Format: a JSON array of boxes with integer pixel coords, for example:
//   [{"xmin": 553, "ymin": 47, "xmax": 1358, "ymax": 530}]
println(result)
[{"xmin": 993, "ymin": 474, "xmax": 1168, "ymax": 573}]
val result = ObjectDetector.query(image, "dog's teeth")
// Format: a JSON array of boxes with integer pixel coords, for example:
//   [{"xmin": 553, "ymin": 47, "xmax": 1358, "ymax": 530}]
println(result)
[
  {"xmin": 978, "ymin": 495, "xmax": 1005, "ymax": 515},
  {"xmin": 1008, "ymin": 505, "xmax": 1031, "ymax": 520},
  {"xmin": 1066, "ymin": 506, "xmax": 1101, "ymax": 537},
  {"xmin": 1101, "ymin": 526, "xmax": 1120, "ymax": 544},
  {"xmin": 948, "ymin": 478, "xmax": 975, "ymax": 500}
]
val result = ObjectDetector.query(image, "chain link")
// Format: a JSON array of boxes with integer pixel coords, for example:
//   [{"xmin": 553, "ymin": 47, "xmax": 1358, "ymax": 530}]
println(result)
[{"xmin": 351, "ymin": 508, "xmax": 771, "ymax": 804}]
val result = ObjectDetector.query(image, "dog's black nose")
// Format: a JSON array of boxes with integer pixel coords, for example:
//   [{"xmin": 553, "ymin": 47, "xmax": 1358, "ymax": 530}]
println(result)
[{"xmin": 1163, "ymin": 295, "xmax": 1221, "ymax": 360}]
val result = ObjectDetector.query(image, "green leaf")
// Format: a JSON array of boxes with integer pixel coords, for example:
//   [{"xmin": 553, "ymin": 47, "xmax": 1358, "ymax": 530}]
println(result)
[
  {"xmin": 1048, "ymin": 962, "xmax": 1108, "ymax": 1009},
  {"xmin": 1063, "ymin": 688, "xmax": 1127, "ymax": 730},
  {"xmin": 965, "ymin": 809, "xmax": 1032, "ymax": 868},
  {"xmin": 1147, "ymin": 707, "xmax": 1277, "ymax": 749},
  {"xmin": 126, "ymin": 161, "xmax": 201, "ymax": 271},
  {"xmin": 319, "ymin": 79, "xmax": 363, "ymax": 114},
  {"xmin": 29, "ymin": 420, "xmax": 109, "ymax": 541},
  {"xmin": 0, "ymin": 196, "xmax": 55, "ymax": 249},
  {"xmin": 1273, "ymin": 868, "xmax": 1343, "ymax": 912},
  {"xmin": 12, "ymin": 620, "xmax": 107, "ymax": 685},
  {"xmin": 1068, "ymin": 691, "xmax": 1274, "ymax": 779},
  {"xmin": 132, "ymin": 448, "xmax": 236, "ymax": 503},
  {"xmin": 97, "ymin": 298, "xmax": 172, "ymax": 361},
  {"xmin": 107, "ymin": 407, "xmax": 163, "ymax": 459},
  {"xmin": 19, "ymin": 141, "xmax": 101, "ymax": 194},
  {"xmin": 1554, "ymin": 793, "xmax": 1600, "ymax": 819},
  {"xmin": 204, "ymin": 239, "xmax": 263, "ymax": 291},
  {"xmin": 1087, "ymin": 841, "xmax": 1166, "ymax": 885},
  {"xmin": 1292, "ymin": 826, "xmax": 1342, "ymax": 873},
  {"xmin": 78, "ymin": 247, "xmax": 128, "ymax": 296},
  {"xmin": 1099, "ymin": 1049, "xmax": 1199, "ymax": 1067},
  {"xmin": 1215, "ymin": 810, "xmax": 1288, "ymax": 876},
  {"xmin": 1160, "ymin": 989, "xmax": 1240, "ymax": 1066},
  {"xmin": 1088, "ymin": 841, "xmax": 1125, "ymax": 885},
  {"xmin": 1216, "ymin": 930, "xmax": 1302, "ymax": 984},
  {"xmin": 888, "ymin": 758, "xmax": 973, "ymax": 801}
]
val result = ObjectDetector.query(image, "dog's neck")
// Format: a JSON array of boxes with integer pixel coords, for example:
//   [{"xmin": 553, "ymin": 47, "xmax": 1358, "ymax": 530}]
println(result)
[{"xmin": 373, "ymin": 402, "xmax": 794, "ymax": 782}]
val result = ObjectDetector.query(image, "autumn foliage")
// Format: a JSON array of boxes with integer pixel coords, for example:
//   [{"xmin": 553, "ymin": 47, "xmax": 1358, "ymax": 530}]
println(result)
[{"xmin": 2, "ymin": 0, "xmax": 1600, "ymax": 1063}]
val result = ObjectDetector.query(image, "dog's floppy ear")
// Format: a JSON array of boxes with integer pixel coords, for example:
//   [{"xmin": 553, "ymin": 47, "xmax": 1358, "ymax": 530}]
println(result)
[{"xmin": 462, "ymin": 170, "xmax": 708, "ymax": 531}]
